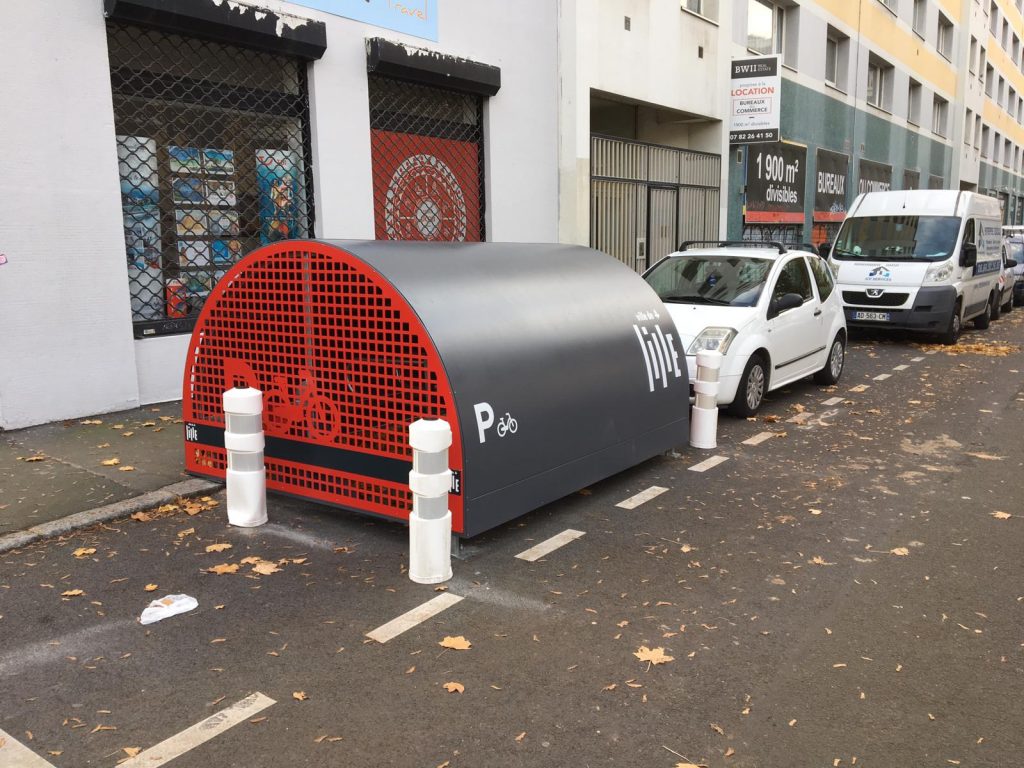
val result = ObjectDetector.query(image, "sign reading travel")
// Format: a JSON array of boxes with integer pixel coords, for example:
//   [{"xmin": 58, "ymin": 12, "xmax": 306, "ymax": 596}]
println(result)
[
  {"xmin": 745, "ymin": 141, "xmax": 807, "ymax": 224},
  {"xmin": 858, "ymin": 159, "xmax": 892, "ymax": 194},
  {"xmin": 291, "ymin": 0, "xmax": 437, "ymax": 42},
  {"xmin": 814, "ymin": 149, "xmax": 849, "ymax": 222},
  {"xmin": 729, "ymin": 56, "xmax": 781, "ymax": 144}
]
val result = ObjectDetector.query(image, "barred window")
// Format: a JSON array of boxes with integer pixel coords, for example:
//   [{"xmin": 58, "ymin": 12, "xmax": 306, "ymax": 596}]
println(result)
[
  {"xmin": 107, "ymin": 22, "xmax": 314, "ymax": 337},
  {"xmin": 369, "ymin": 76, "xmax": 485, "ymax": 242}
]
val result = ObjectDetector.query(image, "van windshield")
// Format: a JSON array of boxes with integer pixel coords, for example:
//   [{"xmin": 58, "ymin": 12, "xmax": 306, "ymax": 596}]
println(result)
[
  {"xmin": 832, "ymin": 215, "xmax": 961, "ymax": 262},
  {"xmin": 645, "ymin": 255, "xmax": 772, "ymax": 307}
]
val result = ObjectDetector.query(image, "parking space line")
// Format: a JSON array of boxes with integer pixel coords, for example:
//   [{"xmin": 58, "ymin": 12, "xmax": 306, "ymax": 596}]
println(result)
[
  {"xmin": 742, "ymin": 431, "xmax": 778, "ymax": 446},
  {"xmin": 615, "ymin": 486, "xmax": 669, "ymax": 509},
  {"xmin": 821, "ymin": 396, "xmax": 845, "ymax": 406},
  {"xmin": 892, "ymin": 364, "xmax": 908, "ymax": 371},
  {"xmin": 911, "ymin": 356, "xmax": 925, "ymax": 362},
  {"xmin": 688, "ymin": 456, "xmax": 729, "ymax": 472},
  {"xmin": 367, "ymin": 593, "xmax": 464, "ymax": 644},
  {"xmin": 118, "ymin": 693, "xmax": 275, "ymax": 768},
  {"xmin": 873, "ymin": 373, "xmax": 892, "ymax": 381},
  {"xmin": 515, "ymin": 529, "xmax": 585, "ymax": 562},
  {"xmin": 0, "ymin": 728, "xmax": 56, "ymax": 768}
]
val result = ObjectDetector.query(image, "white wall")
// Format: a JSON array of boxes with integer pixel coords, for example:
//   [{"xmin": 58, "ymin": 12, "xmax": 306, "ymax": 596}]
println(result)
[{"xmin": 0, "ymin": 0, "xmax": 140, "ymax": 429}]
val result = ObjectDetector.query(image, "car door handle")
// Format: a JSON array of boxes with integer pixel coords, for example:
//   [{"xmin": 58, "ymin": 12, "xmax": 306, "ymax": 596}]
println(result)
[{"xmin": 814, "ymin": 308, "xmax": 823, "ymax": 316}]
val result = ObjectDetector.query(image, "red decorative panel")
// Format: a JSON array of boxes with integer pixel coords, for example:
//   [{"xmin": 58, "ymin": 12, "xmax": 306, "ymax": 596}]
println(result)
[{"xmin": 182, "ymin": 241, "xmax": 465, "ymax": 532}]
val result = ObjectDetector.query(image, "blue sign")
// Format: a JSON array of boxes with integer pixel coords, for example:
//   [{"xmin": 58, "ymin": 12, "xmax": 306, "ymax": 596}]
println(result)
[{"xmin": 291, "ymin": 0, "xmax": 437, "ymax": 41}]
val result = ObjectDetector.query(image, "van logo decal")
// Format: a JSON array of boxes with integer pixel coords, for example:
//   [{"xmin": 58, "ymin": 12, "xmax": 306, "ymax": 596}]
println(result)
[{"xmin": 866, "ymin": 266, "xmax": 892, "ymax": 281}]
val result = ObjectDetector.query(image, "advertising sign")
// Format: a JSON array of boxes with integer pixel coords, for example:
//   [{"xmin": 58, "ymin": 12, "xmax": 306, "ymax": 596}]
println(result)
[
  {"xmin": 745, "ymin": 141, "xmax": 807, "ymax": 224},
  {"xmin": 371, "ymin": 130, "xmax": 480, "ymax": 241},
  {"xmin": 290, "ymin": 0, "xmax": 437, "ymax": 41},
  {"xmin": 813, "ymin": 149, "xmax": 849, "ymax": 222},
  {"xmin": 730, "ymin": 56, "xmax": 781, "ymax": 144},
  {"xmin": 858, "ymin": 159, "xmax": 892, "ymax": 194}
]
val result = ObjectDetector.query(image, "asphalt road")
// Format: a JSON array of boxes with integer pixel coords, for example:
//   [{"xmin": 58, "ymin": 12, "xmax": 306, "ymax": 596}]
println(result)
[{"xmin": 1, "ymin": 316, "xmax": 1023, "ymax": 768}]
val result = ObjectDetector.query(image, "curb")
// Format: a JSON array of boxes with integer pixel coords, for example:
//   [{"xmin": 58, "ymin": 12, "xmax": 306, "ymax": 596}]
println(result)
[{"xmin": 0, "ymin": 478, "xmax": 223, "ymax": 554}]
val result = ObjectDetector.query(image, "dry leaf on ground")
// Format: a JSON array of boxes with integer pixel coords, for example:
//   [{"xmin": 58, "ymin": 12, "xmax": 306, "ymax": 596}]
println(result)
[
  {"xmin": 118, "ymin": 466, "xmax": 135, "ymax": 472},
  {"xmin": 208, "ymin": 563, "xmax": 239, "ymax": 575},
  {"xmin": 440, "ymin": 636, "xmax": 472, "ymax": 651},
  {"xmin": 442, "ymin": 682, "xmax": 465, "ymax": 694},
  {"xmin": 24, "ymin": 455, "xmax": 47, "ymax": 462},
  {"xmin": 131, "ymin": 512, "xmax": 152, "ymax": 522},
  {"xmin": 122, "ymin": 747, "xmax": 141, "ymax": 757},
  {"xmin": 991, "ymin": 511, "xmax": 1012, "ymax": 520},
  {"xmin": 144, "ymin": 584, "xmax": 158, "ymax": 592},
  {"xmin": 965, "ymin": 452, "xmax": 1004, "ymax": 461},
  {"xmin": 293, "ymin": 691, "xmax": 309, "ymax": 701},
  {"xmin": 205, "ymin": 543, "xmax": 232, "ymax": 553},
  {"xmin": 251, "ymin": 560, "xmax": 281, "ymax": 575},
  {"xmin": 634, "ymin": 646, "xmax": 674, "ymax": 665},
  {"xmin": 100, "ymin": 458, "xmax": 121, "ymax": 466},
  {"xmin": 61, "ymin": 589, "xmax": 84, "ymax": 597},
  {"xmin": 72, "ymin": 547, "xmax": 96, "ymax": 558},
  {"xmin": 890, "ymin": 547, "xmax": 910, "ymax": 556},
  {"xmin": 515, "ymin": 732, "xmax": 526, "ymax": 742},
  {"xmin": 177, "ymin": 528, "xmax": 195, "ymax": 538}
]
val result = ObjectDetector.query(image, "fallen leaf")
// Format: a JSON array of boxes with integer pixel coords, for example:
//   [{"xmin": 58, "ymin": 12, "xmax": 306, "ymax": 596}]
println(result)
[
  {"xmin": 788, "ymin": 719, "xmax": 797, "ymax": 727},
  {"xmin": 240, "ymin": 556, "xmax": 262, "ymax": 565},
  {"xmin": 434, "ymin": 585, "xmax": 449, "ymax": 592},
  {"xmin": 440, "ymin": 636, "xmax": 472, "ymax": 651},
  {"xmin": 205, "ymin": 543, "xmax": 232, "ymax": 553},
  {"xmin": 24, "ymin": 455, "xmax": 47, "ymax": 462},
  {"xmin": 249, "ymin": 717, "xmax": 267, "ymax": 724},
  {"xmin": 177, "ymin": 528, "xmax": 195, "ymax": 539},
  {"xmin": 442, "ymin": 681, "xmax": 465, "ymax": 694},
  {"xmin": 515, "ymin": 731, "xmax": 526, "ymax": 742},
  {"xmin": 634, "ymin": 646, "xmax": 674, "ymax": 665},
  {"xmin": 293, "ymin": 691, "xmax": 308, "ymax": 701},
  {"xmin": 118, "ymin": 466, "xmax": 135, "ymax": 472},
  {"xmin": 100, "ymin": 458, "xmax": 121, "ymax": 466},
  {"xmin": 725, "ymin": 747, "xmax": 736, "ymax": 757},
  {"xmin": 123, "ymin": 747, "xmax": 141, "ymax": 757},
  {"xmin": 144, "ymin": 584, "xmax": 158, "ymax": 592},
  {"xmin": 680, "ymin": 544, "xmax": 694, "ymax": 553},
  {"xmin": 89, "ymin": 725, "xmax": 117, "ymax": 734},
  {"xmin": 122, "ymin": 431, "xmax": 134, "ymax": 437},
  {"xmin": 602, "ymin": 683, "xmax": 618, "ymax": 691},
  {"xmin": 808, "ymin": 508, "xmax": 823, "ymax": 516},
  {"xmin": 965, "ymin": 452, "xmax": 1004, "ymax": 461},
  {"xmin": 81, "ymin": 419, "xmax": 103, "ymax": 425},
  {"xmin": 762, "ymin": 414, "xmax": 780, "ymax": 423},
  {"xmin": 61, "ymin": 589, "xmax": 84, "ymax": 597},
  {"xmin": 710, "ymin": 723, "xmax": 725, "ymax": 735},
  {"xmin": 251, "ymin": 560, "xmax": 281, "ymax": 575},
  {"xmin": 73, "ymin": 547, "xmax": 96, "ymax": 558},
  {"xmin": 405, "ymin": 666, "xmax": 416, "ymax": 674},
  {"xmin": 210, "ymin": 638, "xmax": 226, "ymax": 644},
  {"xmin": 890, "ymin": 547, "xmax": 910, "ymax": 556},
  {"xmin": 991, "ymin": 511, "xmax": 1011, "ymax": 520},
  {"xmin": 208, "ymin": 563, "xmax": 239, "ymax": 575},
  {"xmin": 130, "ymin": 512, "xmax": 152, "ymax": 522},
  {"xmin": 809, "ymin": 556, "xmax": 834, "ymax": 565}
]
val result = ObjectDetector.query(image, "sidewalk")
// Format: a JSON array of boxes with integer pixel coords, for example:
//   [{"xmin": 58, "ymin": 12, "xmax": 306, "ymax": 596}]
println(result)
[{"xmin": 0, "ymin": 401, "xmax": 220, "ymax": 546}]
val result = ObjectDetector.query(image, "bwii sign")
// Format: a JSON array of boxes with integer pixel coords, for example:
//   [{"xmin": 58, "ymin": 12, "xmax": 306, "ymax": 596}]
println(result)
[{"xmin": 729, "ymin": 55, "xmax": 781, "ymax": 144}]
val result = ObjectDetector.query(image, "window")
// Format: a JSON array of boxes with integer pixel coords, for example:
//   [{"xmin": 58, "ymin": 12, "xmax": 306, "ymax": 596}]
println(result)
[
  {"xmin": 867, "ymin": 54, "xmax": 894, "ymax": 111},
  {"xmin": 994, "ymin": 132, "xmax": 1001, "ymax": 163},
  {"xmin": 773, "ymin": 258, "xmax": 813, "ymax": 302},
  {"xmin": 682, "ymin": 0, "xmax": 719, "ymax": 20},
  {"xmin": 825, "ymin": 27, "xmax": 849, "ymax": 90},
  {"xmin": 877, "ymin": 0, "xmax": 897, "ymax": 12},
  {"xmin": 1005, "ymin": 138, "xmax": 1012, "ymax": 166},
  {"xmin": 937, "ymin": 13, "xmax": 953, "ymax": 59},
  {"xmin": 964, "ymin": 109, "xmax": 973, "ymax": 144},
  {"xmin": 913, "ymin": 0, "xmax": 927, "ymax": 36},
  {"xmin": 970, "ymin": 36, "xmax": 978, "ymax": 73},
  {"xmin": 979, "ymin": 47, "xmax": 986, "ymax": 82},
  {"xmin": 908, "ymin": 79, "xmax": 922, "ymax": 124},
  {"xmin": 985, "ymin": 64, "xmax": 994, "ymax": 97},
  {"xmin": 808, "ymin": 257, "xmax": 835, "ymax": 300},
  {"xmin": 990, "ymin": 2, "xmax": 999, "ymax": 36},
  {"xmin": 998, "ymin": 76, "xmax": 1006, "ymax": 107},
  {"xmin": 747, "ymin": 0, "xmax": 783, "ymax": 55},
  {"xmin": 975, "ymin": 115, "xmax": 982, "ymax": 148},
  {"xmin": 932, "ymin": 95, "xmax": 948, "ymax": 136},
  {"xmin": 982, "ymin": 125, "xmax": 990, "ymax": 156}
]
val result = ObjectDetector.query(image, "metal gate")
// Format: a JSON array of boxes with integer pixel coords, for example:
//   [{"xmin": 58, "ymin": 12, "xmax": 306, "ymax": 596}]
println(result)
[{"xmin": 591, "ymin": 136, "xmax": 721, "ymax": 272}]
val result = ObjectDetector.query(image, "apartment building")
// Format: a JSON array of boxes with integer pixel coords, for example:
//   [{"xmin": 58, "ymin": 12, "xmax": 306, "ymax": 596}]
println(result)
[{"xmin": 727, "ymin": 0, "xmax": 1024, "ymax": 247}]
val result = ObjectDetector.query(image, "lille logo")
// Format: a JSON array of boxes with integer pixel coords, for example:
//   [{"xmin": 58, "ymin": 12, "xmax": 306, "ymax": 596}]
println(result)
[{"xmin": 633, "ymin": 324, "xmax": 683, "ymax": 393}]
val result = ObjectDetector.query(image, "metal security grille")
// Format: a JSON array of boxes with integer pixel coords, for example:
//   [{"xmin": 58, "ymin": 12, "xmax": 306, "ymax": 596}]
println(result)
[
  {"xmin": 369, "ymin": 76, "xmax": 485, "ymax": 241},
  {"xmin": 107, "ymin": 22, "xmax": 314, "ymax": 337},
  {"xmin": 591, "ymin": 136, "xmax": 721, "ymax": 272},
  {"xmin": 183, "ymin": 242, "xmax": 463, "ymax": 525}
]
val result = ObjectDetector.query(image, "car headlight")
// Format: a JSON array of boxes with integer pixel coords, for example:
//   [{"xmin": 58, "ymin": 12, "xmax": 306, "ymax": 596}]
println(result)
[
  {"xmin": 687, "ymin": 327, "xmax": 737, "ymax": 355},
  {"xmin": 923, "ymin": 260, "xmax": 954, "ymax": 285}
]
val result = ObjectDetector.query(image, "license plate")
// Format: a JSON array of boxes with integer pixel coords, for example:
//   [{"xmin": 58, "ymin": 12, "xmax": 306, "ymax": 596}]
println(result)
[{"xmin": 853, "ymin": 311, "xmax": 890, "ymax": 322}]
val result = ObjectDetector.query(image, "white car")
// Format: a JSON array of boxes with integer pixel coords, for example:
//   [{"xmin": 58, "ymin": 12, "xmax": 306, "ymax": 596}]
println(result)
[
  {"xmin": 644, "ymin": 241, "xmax": 848, "ymax": 416},
  {"xmin": 996, "ymin": 237, "xmax": 1020, "ymax": 316}
]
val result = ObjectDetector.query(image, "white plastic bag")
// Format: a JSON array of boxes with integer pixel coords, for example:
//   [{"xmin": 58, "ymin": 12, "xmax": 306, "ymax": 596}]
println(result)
[{"xmin": 140, "ymin": 594, "xmax": 198, "ymax": 625}]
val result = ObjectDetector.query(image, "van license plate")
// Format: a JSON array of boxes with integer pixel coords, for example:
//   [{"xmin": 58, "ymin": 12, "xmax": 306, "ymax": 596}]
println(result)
[{"xmin": 853, "ymin": 311, "xmax": 890, "ymax": 322}]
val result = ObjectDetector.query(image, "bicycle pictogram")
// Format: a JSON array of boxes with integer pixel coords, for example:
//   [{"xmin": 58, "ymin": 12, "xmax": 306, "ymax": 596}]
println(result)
[
  {"xmin": 264, "ymin": 368, "xmax": 340, "ymax": 441},
  {"xmin": 496, "ymin": 412, "xmax": 518, "ymax": 437}
]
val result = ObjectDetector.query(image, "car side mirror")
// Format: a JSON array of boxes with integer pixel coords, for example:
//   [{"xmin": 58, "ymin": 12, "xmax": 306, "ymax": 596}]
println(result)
[
  {"xmin": 961, "ymin": 243, "xmax": 977, "ymax": 268},
  {"xmin": 769, "ymin": 292, "xmax": 804, "ymax": 319},
  {"xmin": 1007, "ymin": 258, "xmax": 1017, "ymax": 268},
  {"xmin": 819, "ymin": 242, "xmax": 832, "ymax": 258}
]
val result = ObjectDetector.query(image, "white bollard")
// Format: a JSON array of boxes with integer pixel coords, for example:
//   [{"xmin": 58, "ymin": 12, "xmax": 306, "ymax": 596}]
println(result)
[
  {"xmin": 223, "ymin": 387, "xmax": 268, "ymax": 527},
  {"xmin": 408, "ymin": 419, "xmax": 453, "ymax": 584},
  {"xmin": 690, "ymin": 350, "xmax": 722, "ymax": 450}
]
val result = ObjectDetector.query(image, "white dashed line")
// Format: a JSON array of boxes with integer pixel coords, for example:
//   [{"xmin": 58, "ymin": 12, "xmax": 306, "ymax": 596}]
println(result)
[
  {"xmin": 873, "ymin": 373, "xmax": 892, "ymax": 381},
  {"xmin": 742, "ymin": 431, "xmax": 778, "ymax": 446},
  {"xmin": 911, "ymin": 356, "xmax": 925, "ymax": 362},
  {"xmin": 688, "ymin": 455, "xmax": 730, "ymax": 472},
  {"xmin": 892, "ymin": 365, "xmax": 908, "ymax": 371},
  {"xmin": 515, "ymin": 529, "xmax": 586, "ymax": 562},
  {"xmin": 821, "ymin": 396, "xmax": 845, "ymax": 406},
  {"xmin": 616, "ymin": 486, "xmax": 669, "ymax": 509},
  {"xmin": 0, "ymin": 728, "xmax": 57, "ymax": 768},
  {"xmin": 117, "ymin": 693, "xmax": 276, "ymax": 768},
  {"xmin": 367, "ymin": 593, "xmax": 464, "ymax": 644}
]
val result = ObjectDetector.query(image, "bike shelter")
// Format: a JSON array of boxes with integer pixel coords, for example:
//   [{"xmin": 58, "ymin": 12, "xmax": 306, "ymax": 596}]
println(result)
[{"xmin": 182, "ymin": 239, "xmax": 689, "ymax": 537}]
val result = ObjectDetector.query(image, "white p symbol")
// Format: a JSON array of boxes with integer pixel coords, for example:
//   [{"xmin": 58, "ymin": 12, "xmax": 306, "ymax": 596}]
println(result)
[{"xmin": 474, "ymin": 402, "xmax": 494, "ymax": 443}]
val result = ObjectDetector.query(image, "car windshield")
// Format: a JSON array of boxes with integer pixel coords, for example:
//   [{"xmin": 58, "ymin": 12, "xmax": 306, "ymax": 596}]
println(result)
[
  {"xmin": 832, "ymin": 215, "xmax": 961, "ymax": 262},
  {"xmin": 1007, "ymin": 240, "xmax": 1024, "ymax": 263},
  {"xmin": 645, "ymin": 255, "xmax": 772, "ymax": 307}
]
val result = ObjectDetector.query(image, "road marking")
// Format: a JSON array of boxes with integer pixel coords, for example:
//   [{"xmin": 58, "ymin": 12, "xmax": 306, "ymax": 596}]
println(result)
[
  {"xmin": 616, "ymin": 486, "xmax": 669, "ymax": 509},
  {"xmin": 787, "ymin": 412, "xmax": 813, "ymax": 424},
  {"xmin": 367, "ymin": 593, "xmax": 464, "ymax": 644},
  {"xmin": 892, "ymin": 365, "xmax": 908, "ymax": 371},
  {"xmin": 118, "ymin": 693, "xmax": 275, "ymax": 768},
  {"xmin": 926, "ymin": 350, "xmax": 938, "ymax": 355},
  {"xmin": 742, "ymin": 431, "xmax": 778, "ymax": 446},
  {"xmin": 849, "ymin": 384, "xmax": 870, "ymax": 393},
  {"xmin": 873, "ymin": 373, "xmax": 892, "ymax": 381},
  {"xmin": 688, "ymin": 455, "xmax": 729, "ymax": 472},
  {"xmin": 0, "ymin": 729, "xmax": 57, "ymax": 768},
  {"xmin": 821, "ymin": 396, "xmax": 845, "ymax": 406},
  {"xmin": 515, "ymin": 529, "xmax": 585, "ymax": 562},
  {"xmin": 911, "ymin": 356, "xmax": 925, "ymax": 362}
]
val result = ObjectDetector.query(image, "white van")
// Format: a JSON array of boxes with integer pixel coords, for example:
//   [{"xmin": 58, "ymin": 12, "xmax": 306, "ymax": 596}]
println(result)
[{"xmin": 825, "ymin": 190, "xmax": 1003, "ymax": 344}]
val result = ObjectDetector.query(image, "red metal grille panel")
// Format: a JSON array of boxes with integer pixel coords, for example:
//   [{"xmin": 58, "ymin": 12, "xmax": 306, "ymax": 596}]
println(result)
[{"xmin": 183, "ymin": 241, "xmax": 464, "ymax": 531}]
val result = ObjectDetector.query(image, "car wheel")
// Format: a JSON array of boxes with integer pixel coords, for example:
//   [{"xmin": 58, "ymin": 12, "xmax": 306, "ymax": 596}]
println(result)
[
  {"xmin": 814, "ymin": 334, "xmax": 846, "ymax": 385},
  {"xmin": 938, "ymin": 300, "xmax": 962, "ymax": 345},
  {"xmin": 728, "ymin": 354, "xmax": 767, "ymax": 418},
  {"xmin": 975, "ymin": 293, "xmax": 992, "ymax": 329}
]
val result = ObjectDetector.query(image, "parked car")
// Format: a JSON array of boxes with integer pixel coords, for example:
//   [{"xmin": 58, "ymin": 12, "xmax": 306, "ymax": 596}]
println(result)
[
  {"xmin": 643, "ymin": 241, "xmax": 847, "ymax": 416},
  {"xmin": 1007, "ymin": 236, "xmax": 1024, "ymax": 307},
  {"xmin": 995, "ymin": 238, "xmax": 1018, "ymax": 318}
]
